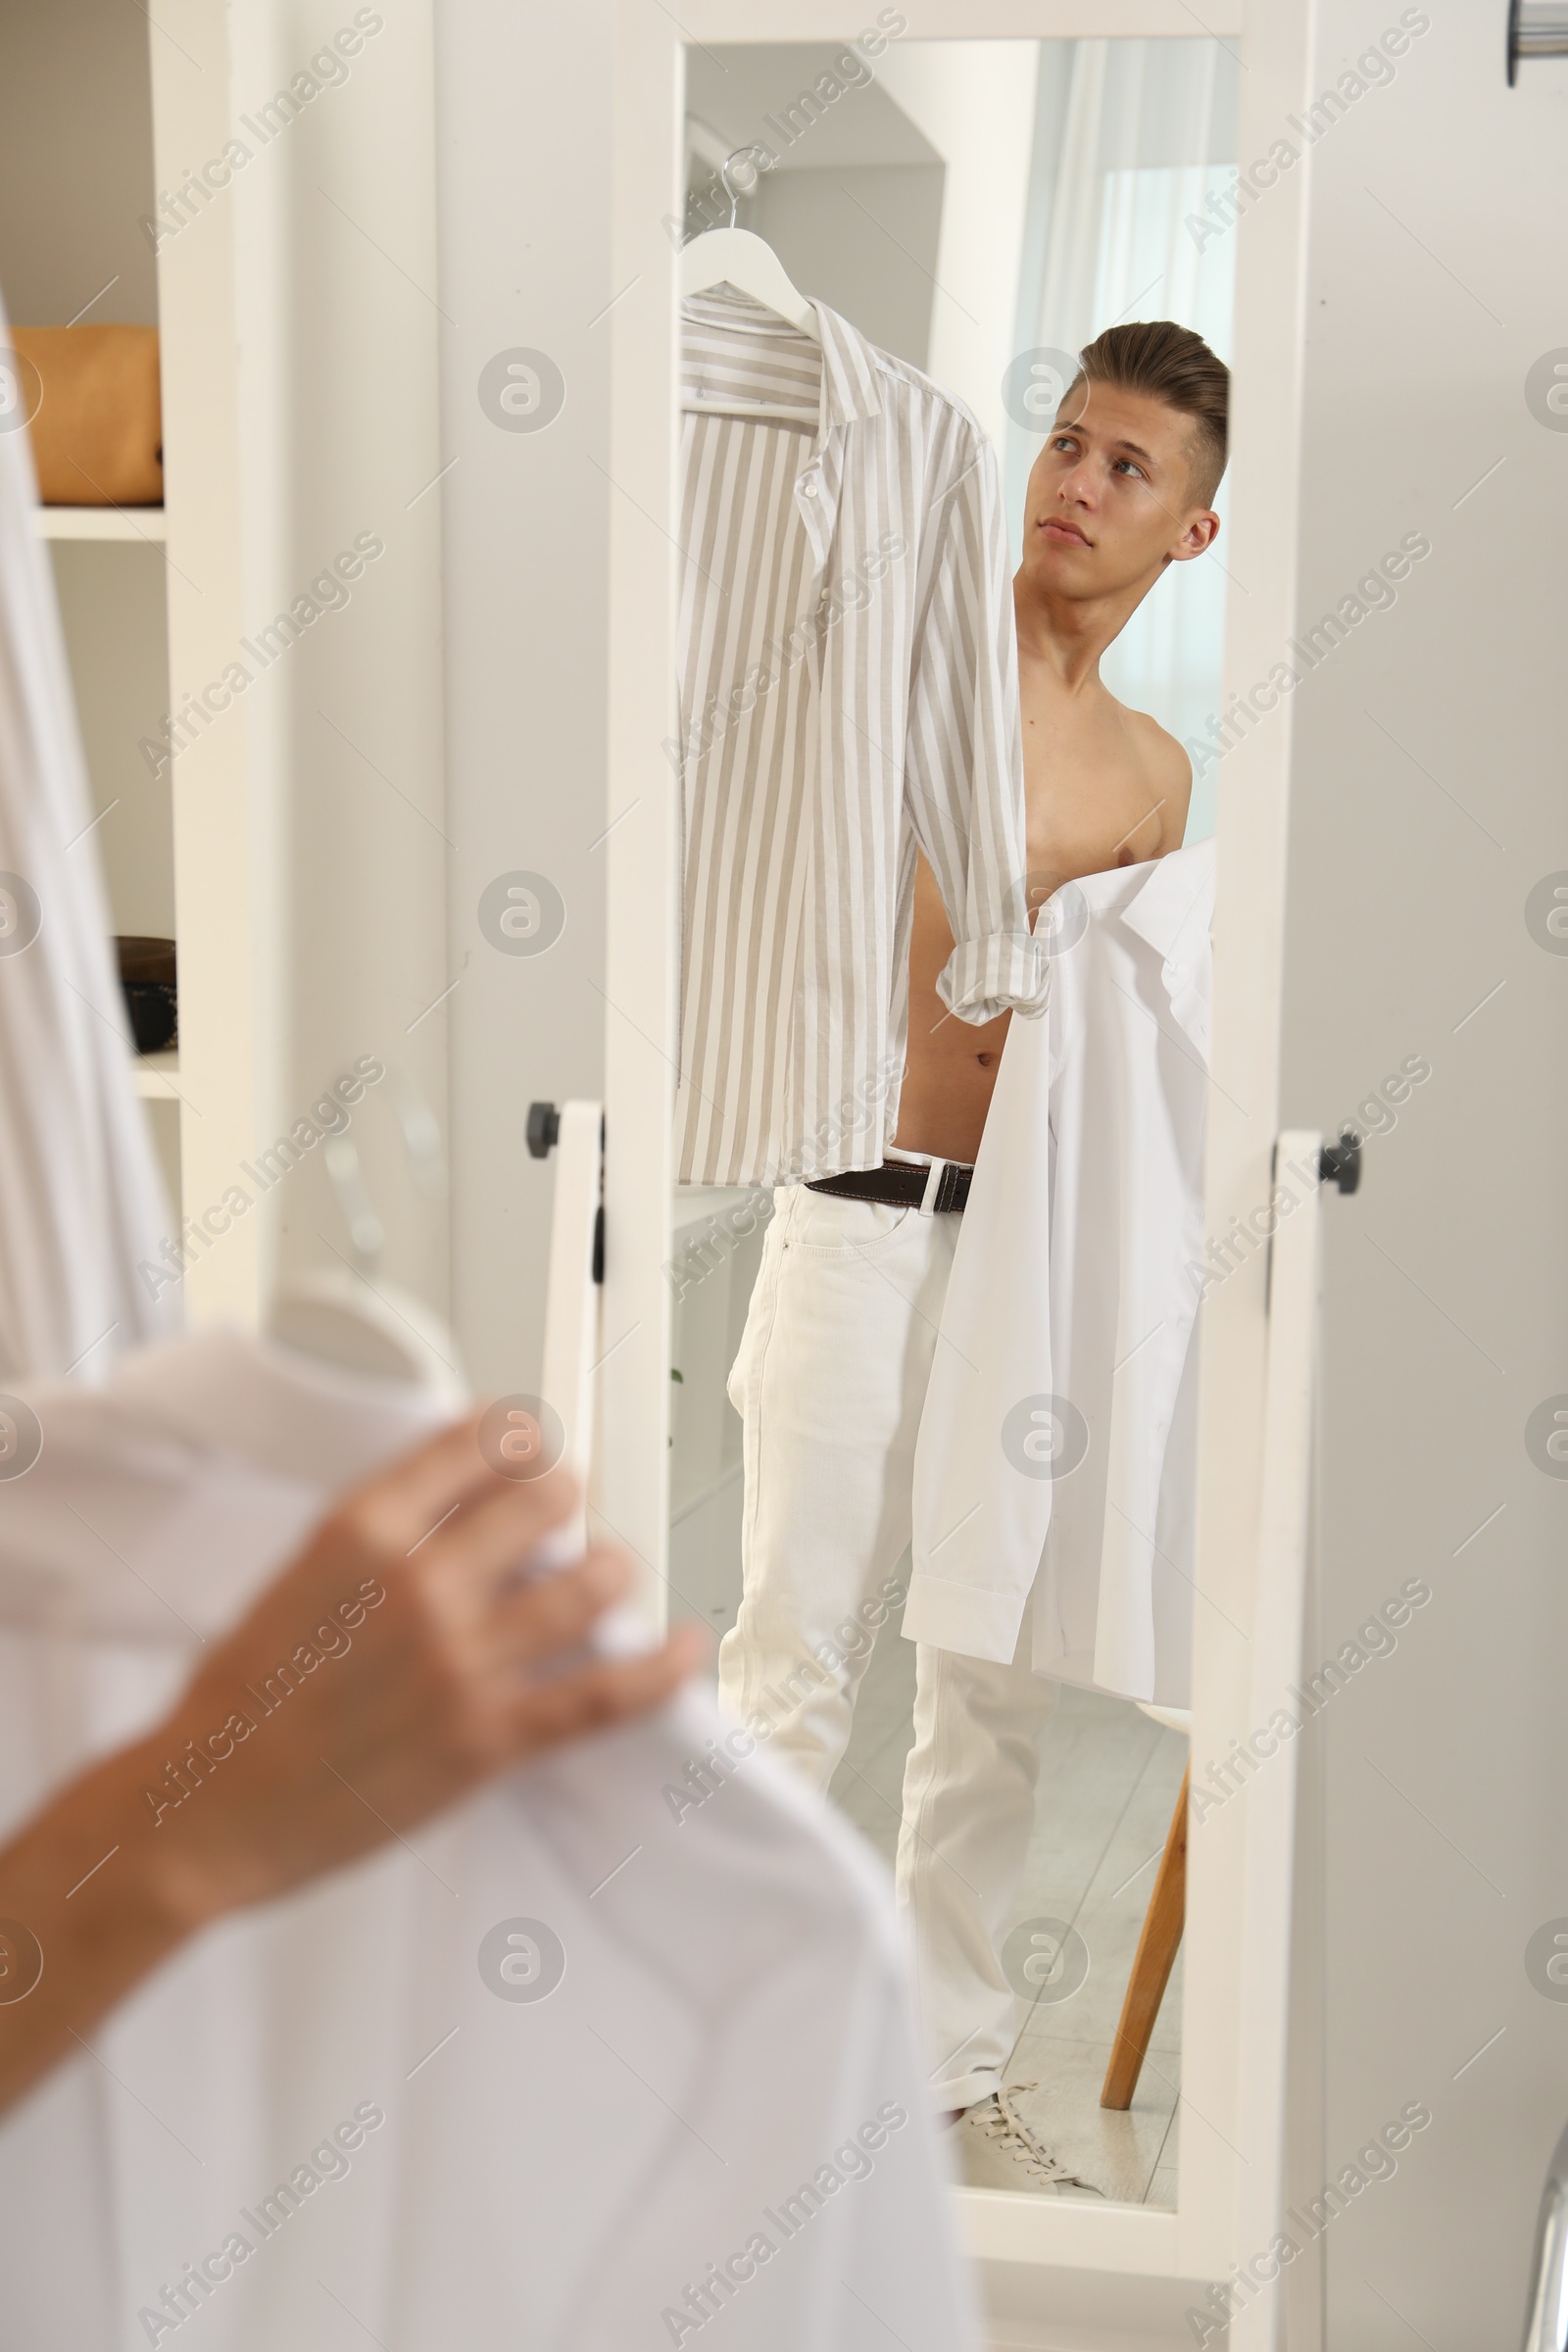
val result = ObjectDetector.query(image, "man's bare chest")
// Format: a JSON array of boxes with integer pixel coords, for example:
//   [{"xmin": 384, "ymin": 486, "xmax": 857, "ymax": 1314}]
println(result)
[{"xmin": 1021, "ymin": 721, "xmax": 1166, "ymax": 886}]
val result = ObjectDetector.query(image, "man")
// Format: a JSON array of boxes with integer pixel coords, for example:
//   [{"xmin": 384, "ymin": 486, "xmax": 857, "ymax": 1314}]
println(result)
[
  {"xmin": 717, "ymin": 318, "xmax": 1227, "ymax": 2182},
  {"xmin": 897, "ymin": 319, "xmax": 1226, "ymax": 2189},
  {"xmin": 895, "ymin": 320, "xmax": 1216, "ymax": 1163}
]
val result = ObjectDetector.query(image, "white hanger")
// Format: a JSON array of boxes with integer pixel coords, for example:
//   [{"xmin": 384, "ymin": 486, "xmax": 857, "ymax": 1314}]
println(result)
[
  {"xmin": 680, "ymin": 225, "xmax": 817, "ymax": 338},
  {"xmin": 267, "ymin": 1267, "xmax": 466, "ymax": 1411},
  {"xmin": 679, "ymin": 148, "xmax": 820, "ymax": 407}
]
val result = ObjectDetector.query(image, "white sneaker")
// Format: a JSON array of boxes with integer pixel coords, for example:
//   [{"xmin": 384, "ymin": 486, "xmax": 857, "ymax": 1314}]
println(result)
[{"xmin": 954, "ymin": 2082, "xmax": 1105, "ymax": 2197}]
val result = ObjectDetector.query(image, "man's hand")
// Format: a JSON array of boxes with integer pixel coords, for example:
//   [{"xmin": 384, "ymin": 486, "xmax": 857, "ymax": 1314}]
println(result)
[
  {"xmin": 140, "ymin": 1413, "xmax": 705, "ymax": 1927},
  {"xmin": 0, "ymin": 1415, "xmax": 706, "ymax": 2117}
]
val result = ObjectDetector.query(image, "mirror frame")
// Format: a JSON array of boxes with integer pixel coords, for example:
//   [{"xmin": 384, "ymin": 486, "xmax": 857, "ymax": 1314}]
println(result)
[{"xmin": 599, "ymin": 0, "xmax": 1319, "ymax": 2333}]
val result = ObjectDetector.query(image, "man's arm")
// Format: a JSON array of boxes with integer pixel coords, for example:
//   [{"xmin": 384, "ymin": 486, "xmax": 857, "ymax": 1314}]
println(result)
[
  {"xmin": 904, "ymin": 423, "xmax": 1049, "ymax": 1024},
  {"xmin": 0, "ymin": 1416, "xmax": 703, "ymax": 2120}
]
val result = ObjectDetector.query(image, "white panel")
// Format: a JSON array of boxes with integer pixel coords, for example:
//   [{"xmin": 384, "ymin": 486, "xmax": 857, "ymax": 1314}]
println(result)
[
  {"xmin": 677, "ymin": 2, "xmax": 1245, "ymax": 35},
  {"xmin": 1273, "ymin": 7, "xmax": 1568, "ymax": 2347},
  {"xmin": 603, "ymin": 0, "xmax": 682, "ymax": 1611},
  {"xmin": 433, "ymin": 0, "xmax": 613, "ymax": 1400},
  {"xmin": 150, "ymin": 0, "xmax": 267, "ymax": 1323},
  {"xmin": 223, "ymin": 0, "xmax": 449, "ymax": 1321}
]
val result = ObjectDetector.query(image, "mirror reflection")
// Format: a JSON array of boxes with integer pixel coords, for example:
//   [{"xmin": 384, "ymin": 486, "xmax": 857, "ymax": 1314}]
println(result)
[{"xmin": 667, "ymin": 32, "xmax": 1237, "ymax": 2205}]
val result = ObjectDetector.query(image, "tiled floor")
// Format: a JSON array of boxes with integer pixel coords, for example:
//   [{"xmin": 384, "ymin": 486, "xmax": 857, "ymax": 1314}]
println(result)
[{"xmin": 826, "ymin": 1591, "xmax": 1186, "ymax": 2210}]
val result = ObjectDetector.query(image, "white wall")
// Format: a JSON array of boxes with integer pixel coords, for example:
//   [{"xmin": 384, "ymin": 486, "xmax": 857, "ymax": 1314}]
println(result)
[
  {"xmin": 685, "ymin": 37, "xmax": 945, "ymax": 367},
  {"xmin": 0, "ymin": 0, "xmax": 159, "ymax": 327},
  {"xmin": 874, "ymin": 39, "xmax": 1040, "ymax": 448},
  {"xmin": 1267, "ymin": 8, "xmax": 1568, "ymax": 2343},
  {"xmin": 751, "ymin": 164, "xmax": 943, "ymax": 369},
  {"xmin": 49, "ymin": 543, "xmax": 174, "ymax": 938}
]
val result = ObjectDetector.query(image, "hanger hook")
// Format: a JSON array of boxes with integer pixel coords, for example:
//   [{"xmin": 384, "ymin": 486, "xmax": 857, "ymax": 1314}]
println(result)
[{"xmin": 718, "ymin": 145, "xmax": 765, "ymax": 229}]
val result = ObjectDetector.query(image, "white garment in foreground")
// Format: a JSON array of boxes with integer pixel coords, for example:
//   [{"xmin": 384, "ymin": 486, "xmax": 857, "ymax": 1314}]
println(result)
[
  {"xmin": 0, "ymin": 290, "xmax": 173, "ymax": 1382},
  {"xmin": 0, "ymin": 1327, "xmax": 977, "ymax": 2352},
  {"xmin": 906, "ymin": 840, "xmax": 1215, "ymax": 1705}
]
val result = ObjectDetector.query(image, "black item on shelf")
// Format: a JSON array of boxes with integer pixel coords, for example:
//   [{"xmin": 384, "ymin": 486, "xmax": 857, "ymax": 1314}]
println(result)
[{"xmin": 115, "ymin": 936, "xmax": 177, "ymax": 1055}]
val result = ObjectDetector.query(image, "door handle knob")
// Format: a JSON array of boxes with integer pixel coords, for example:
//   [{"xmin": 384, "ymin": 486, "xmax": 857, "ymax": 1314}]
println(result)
[
  {"xmin": 1318, "ymin": 1128, "xmax": 1361, "ymax": 1195},
  {"xmin": 527, "ymin": 1101, "xmax": 561, "ymax": 1159}
]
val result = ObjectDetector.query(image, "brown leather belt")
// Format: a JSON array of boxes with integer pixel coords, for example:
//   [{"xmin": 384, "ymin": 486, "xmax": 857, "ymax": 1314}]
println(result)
[{"xmin": 807, "ymin": 1158, "xmax": 973, "ymax": 1214}]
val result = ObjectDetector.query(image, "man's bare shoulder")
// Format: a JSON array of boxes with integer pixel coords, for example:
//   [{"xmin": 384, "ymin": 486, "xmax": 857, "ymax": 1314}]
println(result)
[{"xmin": 1119, "ymin": 703, "xmax": 1193, "ymax": 852}]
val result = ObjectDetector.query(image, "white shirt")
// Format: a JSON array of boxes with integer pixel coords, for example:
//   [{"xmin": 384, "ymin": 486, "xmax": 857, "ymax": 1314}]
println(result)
[
  {"xmin": 905, "ymin": 841, "xmax": 1215, "ymax": 1705},
  {"xmin": 674, "ymin": 288, "xmax": 1048, "ymax": 1189},
  {"xmin": 0, "ymin": 1327, "xmax": 979, "ymax": 2351}
]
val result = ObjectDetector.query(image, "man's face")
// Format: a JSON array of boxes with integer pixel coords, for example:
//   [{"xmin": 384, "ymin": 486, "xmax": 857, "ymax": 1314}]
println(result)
[{"xmin": 1019, "ymin": 379, "xmax": 1219, "ymax": 602}]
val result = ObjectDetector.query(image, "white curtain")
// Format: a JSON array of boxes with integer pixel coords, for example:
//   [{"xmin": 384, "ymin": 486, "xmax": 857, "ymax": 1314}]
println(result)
[
  {"xmin": 1006, "ymin": 39, "xmax": 1241, "ymax": 842},
  {"xmin": 0, "ymin": 291, "xmax": 175, "ymax": 1383}
]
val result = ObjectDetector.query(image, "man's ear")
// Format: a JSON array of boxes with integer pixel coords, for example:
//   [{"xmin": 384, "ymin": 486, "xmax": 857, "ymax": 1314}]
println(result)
[{"xmin": 1169, "ymin": 509, "xmax": 1220, "ymax": 564}]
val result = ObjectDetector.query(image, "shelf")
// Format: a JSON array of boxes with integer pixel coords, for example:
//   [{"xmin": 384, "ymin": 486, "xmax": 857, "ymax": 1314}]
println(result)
[
  {"xmin": 133, "ymin": 1051, "xmax": 181, "ymax": 1100},
  {"xmin": 33, "ymin": 506, "xmax": 166, "ymax": 543}
]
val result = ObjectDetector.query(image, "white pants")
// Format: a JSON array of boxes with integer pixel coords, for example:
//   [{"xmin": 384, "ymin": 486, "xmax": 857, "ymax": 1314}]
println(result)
[
  {"xmin": 718, "ymin": 1183, "xmax": 959, "ymax": 1784},
  {"xmin": 718, "ymin": 1182, "xmax": 1056, "ymax": 2111},
  {"xmin": 898, "ymin": 1634, "xmax": 1057, "ymax": 2111}
]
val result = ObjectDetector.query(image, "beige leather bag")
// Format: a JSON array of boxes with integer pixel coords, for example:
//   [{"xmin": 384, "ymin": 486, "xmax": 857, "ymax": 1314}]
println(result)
[{"xmin": 8, "ymin": 325, "xmax": 163, "ymax": 506}]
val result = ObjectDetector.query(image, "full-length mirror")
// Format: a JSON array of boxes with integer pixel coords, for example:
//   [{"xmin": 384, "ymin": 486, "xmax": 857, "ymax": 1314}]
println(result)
[{"xmin": 664, "ymin": 31, "xmax": 1238, "ymax": 2209}]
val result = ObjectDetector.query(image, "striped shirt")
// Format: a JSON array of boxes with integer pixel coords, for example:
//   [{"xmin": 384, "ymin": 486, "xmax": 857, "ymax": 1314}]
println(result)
[{"xmin": 674, "ymin": 287, "xmax": 1047, "ymax": 1189}]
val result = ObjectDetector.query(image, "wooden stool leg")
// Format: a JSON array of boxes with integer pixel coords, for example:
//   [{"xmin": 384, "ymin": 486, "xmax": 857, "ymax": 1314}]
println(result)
[{"xmin": 1101, "ymin": 1764, "xmax": 1189, "ymax": 2111}]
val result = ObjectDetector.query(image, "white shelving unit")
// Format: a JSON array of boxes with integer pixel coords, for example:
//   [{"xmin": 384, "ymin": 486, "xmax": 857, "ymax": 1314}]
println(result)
[
  {"xmin": 0, "ymin": 1, "xmax": 200, "ymax": 1258},
  {"xmin": 5, "ymin": 0, "xmax": 450, "ymax": 1339},
  {"xmin": 31, "ymin": 507, "xmax": 168, "ymax": 542},
  {"xmin": 132, "ymin": 1051, "xmax": 181, "ymax": 1102}
]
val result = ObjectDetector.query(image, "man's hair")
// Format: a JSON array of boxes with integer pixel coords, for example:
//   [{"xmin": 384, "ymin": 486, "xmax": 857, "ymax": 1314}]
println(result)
[{"xmin": 1066, "ymin": 321, "xmax": 1229, "ymax": 506}]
